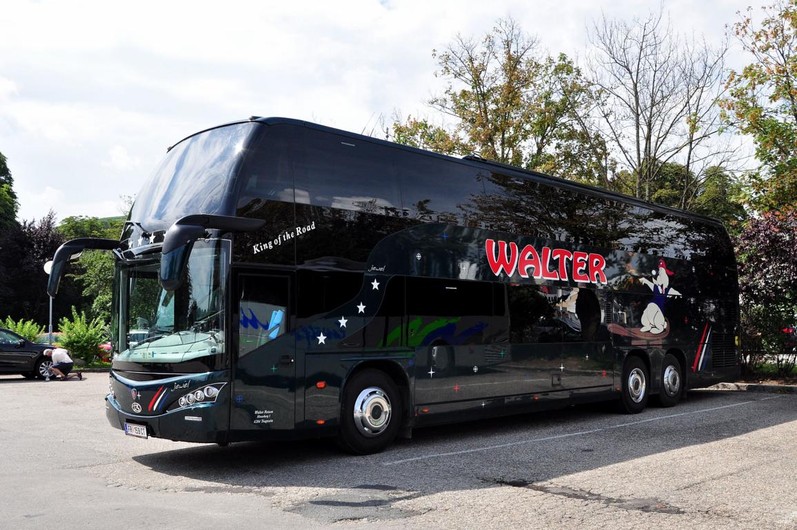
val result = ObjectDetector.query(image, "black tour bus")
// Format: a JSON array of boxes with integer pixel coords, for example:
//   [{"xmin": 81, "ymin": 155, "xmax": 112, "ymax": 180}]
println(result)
[{"xmin": 47, "ymin": 117, "xmax": 740, "ymax": 454}]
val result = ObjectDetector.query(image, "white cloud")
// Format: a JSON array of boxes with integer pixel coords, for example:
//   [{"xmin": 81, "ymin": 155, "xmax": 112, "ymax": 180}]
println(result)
[
  {"xmin": 0, "ymin": 77, "xmax": 17, "ymax": 100},
  {"xmin": 16, "ymin": 185, "xmax": 64, "ymax": 222},
  {"xmin": 103, "ymin": 145, "xmax": 140, "ymax": 172},
  {"xmin": 1, "ymin": 0, "xmax": 756, "ymax": 224}
]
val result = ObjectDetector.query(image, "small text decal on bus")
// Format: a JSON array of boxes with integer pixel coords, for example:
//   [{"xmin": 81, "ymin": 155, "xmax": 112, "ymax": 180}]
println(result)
[{"xmin": 485, "ymin": 239, "xmax": 607, "ymax": 284}]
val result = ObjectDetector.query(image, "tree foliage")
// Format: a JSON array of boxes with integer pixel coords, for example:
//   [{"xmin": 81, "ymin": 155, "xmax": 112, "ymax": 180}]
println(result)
[
  {"xmin": 587, "ymin": 10, "xmax": 736, "ymax": 207},
  {"xmin": 0, "ymin": 151, "xmax": 18, "ymax": 232},
  {"xmin": 391, "ymin": 17, "xmax": 609, "ymax": 186},
  {"xmin": 58, "ymin": 307, "xmax": 107, "ymax": 364},
  {"xmin": 0, "ymin": 211, "xmax": 75, "ymax": 325},
  {"xmin": 722, "ymin": 0, "xmax": 797, "ymax": 212},
  {"xmin": 58, "ymin": 215, "xmax": 123, "ymax": 241},
  {"xmin": 689, "ymin": 166, "xmax": 748, "ymax": 231},
  {"xmin": 56, "ymin": 215, "xmax": 125, "ymax": 323},
  {"xmin": 735, "ymin": 208, "xmax": 797, "ymax": 358},
  {"xmin": 1, "ymin": 316, "xmax": 45, "ymax": 342}
]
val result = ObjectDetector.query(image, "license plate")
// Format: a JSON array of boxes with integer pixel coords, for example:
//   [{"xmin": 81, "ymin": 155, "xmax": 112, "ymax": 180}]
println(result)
[{"xmin": 124, "ymin": 422, "xmax": 148, "ymax": 438}]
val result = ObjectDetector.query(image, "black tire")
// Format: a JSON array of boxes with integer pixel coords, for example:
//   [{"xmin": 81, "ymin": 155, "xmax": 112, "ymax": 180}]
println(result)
[
  {"xmin": 337, "ymin": 369, "xmax": 402, "ymax": 455},
  {"xmin": 33, "ymin": 357, "xmax": 53, "ymax": 380},
  {"xmin": 620, "ymin": 356, "xmax": 649, "ymax": 414},
  {"xmin": 656, "ymin": 354, "xmax": 683, "ymax": 407}
]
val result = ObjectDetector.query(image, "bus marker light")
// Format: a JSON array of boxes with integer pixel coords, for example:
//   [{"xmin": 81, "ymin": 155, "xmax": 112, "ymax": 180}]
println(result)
[
  {"xmin": 316, "ymin": 419, "xmax": 326, "ymax": 425},
  {"xmin": 316, "ymin": 381, "xmax": 327, "ymax": 389},
  {"xmin": 421, "ymin": 407, "xmax": 430, "ymax": 414}
]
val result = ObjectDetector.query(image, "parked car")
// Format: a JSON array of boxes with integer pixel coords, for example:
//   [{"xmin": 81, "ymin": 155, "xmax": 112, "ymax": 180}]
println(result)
[
  {"xmin": 35, "ymin": 332, "xmax": 63, "ymax": 345},
  {"xmin": 0, "ymin": 328, "xmax": 54, "ymax": 379}
]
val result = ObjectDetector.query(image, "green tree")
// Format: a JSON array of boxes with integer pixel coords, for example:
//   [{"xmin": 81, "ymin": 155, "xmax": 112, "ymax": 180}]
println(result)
[
  {"xmin": 1, "ymin": 316, "xmax": 44, "ymax": 342},
  {"xmin": 58, "ymin": 215, "xmax": 123, "ymax": 241},
  {"xmin": 588, "ymin": 9, "xmax": 734, "ymax": 205},
  {"xmin": 390, "ymin": 116, "xmax": 463, "ymax": 154},
  {"xmin": 56, "ymin": 215, "xmax": 124, "ymax": 323},
  {"xmin": 0, "ymin": 151, "xmax": 18, "ymax": 231},
  {"xmin": 690, "ymin": 166, "xmax": 748, "ymax": 230},
  {"xmin": 391, "ymin": 17, "xmax": 610, "ymax": 187},
  {"xmin": 722, "ymin": 0, "xmax": 797, "ymax": 212},
  {"xmin": 0, "ymin": 211, "xmax": 77, "ymax": 325},
  {"xmin": 638, "ymin": 161, "xmax": 747, "ymax": 228},
  {"xmin": 58, "ymin": 307, "xmax": 106, "ymax": 364},
  {"xmin": 735, "ymin": 209, "xmax": 797, "ymax": 374}
]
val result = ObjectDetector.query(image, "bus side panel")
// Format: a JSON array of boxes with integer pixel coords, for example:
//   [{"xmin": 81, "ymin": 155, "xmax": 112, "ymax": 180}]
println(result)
[{"xmin": 303, "ymin": 352, "xmax": 414, "ymax": 428}]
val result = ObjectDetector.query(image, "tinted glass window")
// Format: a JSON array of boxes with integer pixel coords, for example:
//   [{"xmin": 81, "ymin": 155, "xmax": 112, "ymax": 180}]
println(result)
[
  {"xmin": 399, "ymin": 157, "xmax": 485, "ymax": 225},
  {"xmin": 236, "ymin": 125, "xmax": 296, "ymax": 213},
  {"xmin": 132, "ymin": 122, "xmax": 256, "ymax": 225},
  {"xmin": 293, "ymin": 129, "xmax": 401, "ymax": 216},
  {"xmin": 407, "ymin": 278, "xmax": 493, "ymax": 317},
  {"xmin": 297, "ymin": 270, "xmax": 363, "ymax": 318},
  {"xmin": 508, "ymin": 284, "xmax": 602, "ymax": 343},
  {"xmin": 239, "ymin": 274, "xmax": 291, "ymax": 357},
  {"xmin": 0, "ymin": 330, "xmax": 21, "ymax": 344}
]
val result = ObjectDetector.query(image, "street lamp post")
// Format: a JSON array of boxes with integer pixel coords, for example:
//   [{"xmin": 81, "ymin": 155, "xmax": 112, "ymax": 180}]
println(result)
[{"xmin": 44, "ymin": 260, "xmax": 53, "ymax": 344}]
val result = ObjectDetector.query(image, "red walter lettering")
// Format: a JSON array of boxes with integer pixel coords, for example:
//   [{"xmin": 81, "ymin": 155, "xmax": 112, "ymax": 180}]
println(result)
[{"xmin": 485, "ymin": 239, "xmax": 607, "ymax": 285}]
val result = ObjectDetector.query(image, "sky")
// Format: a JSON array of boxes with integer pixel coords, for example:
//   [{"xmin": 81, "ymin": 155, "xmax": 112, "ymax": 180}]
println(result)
[{"xmin": 0, "ymin": 0, "xmax": 760, "ymax": 224}]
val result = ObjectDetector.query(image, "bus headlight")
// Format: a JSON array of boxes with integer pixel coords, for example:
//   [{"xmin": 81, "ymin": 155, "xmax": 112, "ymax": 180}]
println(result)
[{"xmin": 175, "ymin": 383, "xmax": 225, "ymax": 410}]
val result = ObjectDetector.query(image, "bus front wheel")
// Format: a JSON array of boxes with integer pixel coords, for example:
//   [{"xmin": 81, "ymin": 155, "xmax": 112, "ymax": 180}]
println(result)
[
  {"xmin": 620, "ymin": 356, "xmax": 649, "ymax": 414},
  {"xmin": 338, "ymin": 369, "xmax": 402, "ymax": 455}
]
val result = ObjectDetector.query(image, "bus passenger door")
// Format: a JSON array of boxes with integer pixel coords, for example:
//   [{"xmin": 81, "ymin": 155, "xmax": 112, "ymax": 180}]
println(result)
[{"xmin": 230, "ymin": 272, "xmax": 296, "ymax": 432}]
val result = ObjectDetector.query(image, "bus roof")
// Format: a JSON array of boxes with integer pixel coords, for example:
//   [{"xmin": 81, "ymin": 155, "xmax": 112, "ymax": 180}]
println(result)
[{"xmin": 166, "ymin": 115, "xmax": 727, "ymax": 230}]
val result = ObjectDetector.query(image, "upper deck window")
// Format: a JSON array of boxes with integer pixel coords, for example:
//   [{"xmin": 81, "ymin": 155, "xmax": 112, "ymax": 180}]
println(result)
[{"xmin": 131, "ymin": 122, "xmax": 257, "ymax": 228}]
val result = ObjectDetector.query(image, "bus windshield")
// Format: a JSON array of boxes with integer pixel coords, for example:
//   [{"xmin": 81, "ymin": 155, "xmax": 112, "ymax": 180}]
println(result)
[{"xmin": 114, "ymin": 239, "xmax": 230, "ymax": 364}]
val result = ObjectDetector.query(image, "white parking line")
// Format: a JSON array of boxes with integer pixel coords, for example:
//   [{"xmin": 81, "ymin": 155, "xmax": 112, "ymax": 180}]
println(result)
[{"xmin": 382, "ymin": 396, "xmax": 782, "ymax": 466}]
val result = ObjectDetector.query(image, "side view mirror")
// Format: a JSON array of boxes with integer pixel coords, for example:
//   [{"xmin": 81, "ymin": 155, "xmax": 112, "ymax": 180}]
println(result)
[
  {"xmin": 160, "ymin": 215, "xmax": 265, "ymax": 291},
  {"xmin": 47, "ymin": 238, "xmax": 119, "ymax": 297}
]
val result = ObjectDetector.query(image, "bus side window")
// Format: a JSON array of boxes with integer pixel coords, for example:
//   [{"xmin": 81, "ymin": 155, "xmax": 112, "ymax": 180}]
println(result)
[
  {"xmin": 507, "ymin": 284, "xmax": 554, "ymax": 343},
  {"xmin": 239, "ymin": 275, "xmax": 291, "ymax": 357},
  {"xmin": 575, "ymin": 288, "xmax": 602, "ymax": 341}
]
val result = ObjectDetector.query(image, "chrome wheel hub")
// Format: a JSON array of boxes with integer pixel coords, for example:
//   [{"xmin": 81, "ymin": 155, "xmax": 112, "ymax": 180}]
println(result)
[
  {"xmin": 663, "ymin": 364, "xmax": 681, "ymax": 396},
  {"xmin": 352, "ymin": 386, "xmax": 392, "ymax": 438},
  {"xmin": 627, "ymin": 367, "xmax": 647, "ymax": 403}
]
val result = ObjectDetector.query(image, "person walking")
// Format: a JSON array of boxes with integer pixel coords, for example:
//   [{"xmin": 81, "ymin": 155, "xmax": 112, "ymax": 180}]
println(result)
[{"xmin": 43, "ymin": 348, "xmax": 83, "ymax": 381}]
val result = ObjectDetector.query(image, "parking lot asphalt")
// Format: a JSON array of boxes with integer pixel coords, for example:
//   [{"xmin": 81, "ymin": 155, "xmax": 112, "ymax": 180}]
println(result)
[{"xmin": 2, "ymin": 373, "xmax": 797, "ymax": 529}]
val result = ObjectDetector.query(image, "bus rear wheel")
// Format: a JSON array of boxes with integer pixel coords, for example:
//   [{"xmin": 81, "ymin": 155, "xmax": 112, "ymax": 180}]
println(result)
[
  {"xmin": 338, "ymin": 369, "xmax": 402, "ymax": 455},
  {"xmin": 657, "ymin": 354, "xmax": 683, "ymax": 407},
  {"xmin": 620, "ymin": 356, "xmax": 648, "ymax": 414}
]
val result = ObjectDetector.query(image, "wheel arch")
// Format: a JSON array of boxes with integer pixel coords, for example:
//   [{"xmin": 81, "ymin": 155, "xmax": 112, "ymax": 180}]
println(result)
[
  {"xmin": 341, "ymin": 360, "xmax": 412, "ymax": 426},
  {"xmin": 624, "ymin": 348, "xmax": 651, "ymax": 374}
]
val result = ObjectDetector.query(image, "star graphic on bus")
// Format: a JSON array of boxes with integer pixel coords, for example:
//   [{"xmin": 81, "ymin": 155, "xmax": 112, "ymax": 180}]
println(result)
[
  {"xmin": 357, "ymin": 302, "xmax": 366, "ymax": 313},
  {"xmin": 316, "ymin": 332, "xmax": 327, "ymax": 345},
  {"xmin": 371, "ymin": 279, "xmax": 380, "ymax": 290},
  {"xmin": 338, "ymin": 316, "xmax": 348, "ymax": 328}
]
